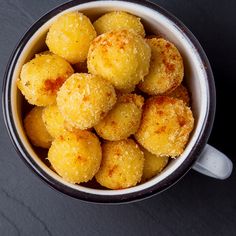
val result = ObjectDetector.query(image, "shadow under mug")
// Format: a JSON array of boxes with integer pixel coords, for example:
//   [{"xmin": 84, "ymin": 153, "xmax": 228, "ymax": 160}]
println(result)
[{"xmin": 2, "ymin": 0, "xmax": 233, "ymax": 203}]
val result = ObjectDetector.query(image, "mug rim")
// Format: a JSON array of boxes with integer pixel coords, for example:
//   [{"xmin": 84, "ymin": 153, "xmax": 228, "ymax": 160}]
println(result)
[{"xmin": 2, "ymin": 0, "xmax": 216, "ymax": 204}]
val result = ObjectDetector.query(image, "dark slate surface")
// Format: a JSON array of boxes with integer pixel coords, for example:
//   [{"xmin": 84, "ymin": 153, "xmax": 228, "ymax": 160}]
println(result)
[{"xmin": 0, "ymin": 0, "xmax": 235, "ymax": 235}]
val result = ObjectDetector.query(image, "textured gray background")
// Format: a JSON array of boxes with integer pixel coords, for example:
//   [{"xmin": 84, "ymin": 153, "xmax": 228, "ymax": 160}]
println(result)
[{"xmin": 0, "ymin": 0, "xmax": 236, "ymax": 235}]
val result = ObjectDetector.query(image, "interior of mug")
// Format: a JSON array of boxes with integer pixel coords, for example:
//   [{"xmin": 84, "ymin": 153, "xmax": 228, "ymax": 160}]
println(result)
[{"xmin": 11, "ymin": 1, "xmax": 209, "ymax": 196}]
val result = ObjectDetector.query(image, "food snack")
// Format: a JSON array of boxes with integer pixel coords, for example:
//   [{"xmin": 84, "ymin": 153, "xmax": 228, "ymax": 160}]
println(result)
[
  {"xmin": 141, "ymin": 148, "xmax": 169, "ymax": 182},
  {"xmin": 94, "ymin": 94, "xmax": 144, "ymax": 141},
  {"xmin": 57, "ymin": 73, "xmax": 117, "ymax": 130},
  {"xmin": 48, "ymin": 130, "xmax": 102, "ymax": 184},
  {"xmin": 18, "ymin": 11, "xmax": 195, "ymax": 189},
  {"xmin": 135, "ymin": 96, "xmax": 194, "ymax": 157},
  {"xmin": 93, "ymin": 11, "xmax": 145, "ymax": 37},
  {"xmin": 46, "ymin": 12, "xmax": 97, "ymax": 64},
  {"xmin": 42, "ymin": 105, "xmax": 66, "ymax": 138},
  {"xmin": 87, "ymin": 30, "xmax": 151, "ymax": 92},
  {"xmin": 42, "ymin": 104, "xmax": 84, "ymax": 138},
  {"xmin": 17, "ymin": 53, "xmax": 74, "ymax": 106},
  {"xmin": 167, "ymin": 84, "xmax": 190, "ymax": 106},
  {"xmin": 138, "ymin": 37, "xmax": 184, "ymax": 95},
  {"xmin": 24, "ymin": 107, "xmax": 53, "ymax": 148},
  {"xmin": 95, "ymin": 139, "xmax": 144, "ymax": 189}
]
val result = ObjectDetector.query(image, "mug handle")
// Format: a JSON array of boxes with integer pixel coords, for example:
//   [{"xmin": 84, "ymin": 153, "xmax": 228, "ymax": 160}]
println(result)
[{"xmin": 192, "ymin": 144, "xmax": 233, "ymax": 180}]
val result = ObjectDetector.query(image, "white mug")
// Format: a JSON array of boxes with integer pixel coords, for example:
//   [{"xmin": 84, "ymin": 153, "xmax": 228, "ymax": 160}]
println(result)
[{"xmin": 2, "ymin": 0, "xmax": 233, "ymax": 203}]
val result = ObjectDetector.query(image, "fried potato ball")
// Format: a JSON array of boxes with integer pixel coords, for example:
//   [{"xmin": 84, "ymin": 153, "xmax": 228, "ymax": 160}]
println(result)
[
  {"xmin": 138, "ymin": 38, "xmax": 184, "ymax": 95},
  {"xmin": 141, "ymin": 148, "xmax": 169, "ymax": 182},
  {"xmin": 166, "ymin": 84, "xmax": 190, "ymax": 106},
  {"xmin": 46, "ymin": 12, "xmax": 97, "ymax": 64},
  {"xmin": 42, "ymin": 104, "xmax": 86, "ymax": 138},
  {"xmin": 135, "ymin": 96, "xmax": 194, "ymax": 157},
  {"xmin": 93, "ymin": 11, "xmax": 145, "ymax": 37},
  {"xmin": 48, "ymin": 130, "xmax": 102, "ymax": 184},
  {"xmin": 42, "ymin": 104, "xmax": 66, "ymax": 138},
  {"xmin": 95, "ymin": 139, "xmax": 144, "ymax": 189},
  {"xmin": 57, "ymin": 73, "xmax": 117, "ymax": 130},
  {"xmin": 87, "ymin": 30, "xmax": 151, "ymax": 92},
  {"xmin": 17, "ymin": 53, "xmax": 74, "ymax": 106},
  {"xmin": 24, "ymin": 107, "xmax": 53, "ymax": 148},
  {"xmin": 94, "ymin": 94, "xmax": 144, "ymax": 141}
]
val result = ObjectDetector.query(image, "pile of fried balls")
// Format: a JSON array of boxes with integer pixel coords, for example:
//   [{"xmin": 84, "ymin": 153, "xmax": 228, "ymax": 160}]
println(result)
[{"xmin": 18, "ymin": 11, "xmax": 194, "ymax": 190}]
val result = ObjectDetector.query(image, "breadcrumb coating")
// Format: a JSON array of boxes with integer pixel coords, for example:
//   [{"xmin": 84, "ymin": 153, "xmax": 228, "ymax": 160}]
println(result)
[
  {"xmin": 166, "ymin": 84, "xmax": 190, "ymax": 106},
  {"xmin": 93, "ymin": 11, "xmax": 145, "ymax": 37},
  {"xmin": 48, "ymin": 130, "xmax": 102, "ymax": 184},
  {"xmin": 46, "ymin": 12, "xmax": 97, "ymax": 64},
  {"xmin": 24, "ymin": 107, "xmax": 53, "ymax": 148},
  {"xmin": 139, "ymin": 38, "xmax": 184, "ymax": 95},
  {"xmin": 95, "ymin": 139, "xmax": 144, "ymax": 189},
  {"xmin": 57, "ymin": 73, "xmax": 117, "ymax": 129},
  {"xmin": 17, "ymin": 53, "xmax": 74, "ymax": 106},
  {"xmin": 88, "ymin": 30, "xmax": 151, "ymax": 92},
  {"xmin": 135, "ymin": 96, "xmax": 194, "ymax": 157},
  {"xmin": 42, "ymin": 105, "xmax": 66, "ymax": 138},
  {"xmin": 94, "ymin": 94, "xmax": 144, "ymax": 141},
  {"xmin": 141, "ymin": 147, "xmax": 169, "ymax": 182}
]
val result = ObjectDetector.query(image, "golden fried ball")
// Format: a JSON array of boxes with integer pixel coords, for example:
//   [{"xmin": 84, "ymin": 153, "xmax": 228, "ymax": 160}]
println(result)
[
  {"xmin": 88, "ymin": 30, "xmax": 151, "ymax": 92},
  {"xmin": 166, "ymin": 84, "xmax": 190, "ymax": 106},
  {"xmin": 57, "ymin": 73, "xmax": 117, "ymax": 130},
  {"xmin": 138, "ymin": 38, "xmax": 184, "ymax": 95},
  {"xmin": 94, "ymin": 94, "xmax": 144, "ymax": 141},
  {"xmin": 93, "ymin": 11, "xmax": 145, "ymax": 37},
  {"xmin": 135, "ymin": 96, "xmax": 194, "ymax": 157},
  {"xmin": 24, "ymin": 107, "xmax": 53, "ymax": 148},
  {"xmin": 141, "ymin": 148, "xmax": 169, "ymax": 182},
  {"xmin": 95, "ymin": 139, "xmax": 144, "ymax": 189},
  {"xmin": 42, "ymin": 105, "xmax": 66, "ymax": 138},
  {"xmin": 17, "ymin": 53, "xmax": 74, "ymax": 106},
  {"xmin": 48, "ymin": 130, "xmax": 102, "ymax": 184},
  {"xmin": 46, "ymin": 12, "xmax": 97, "ymax": 64},
  {"xmin": 42, "ymin": 104, "xmax": 84, "ymax": 138}
]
